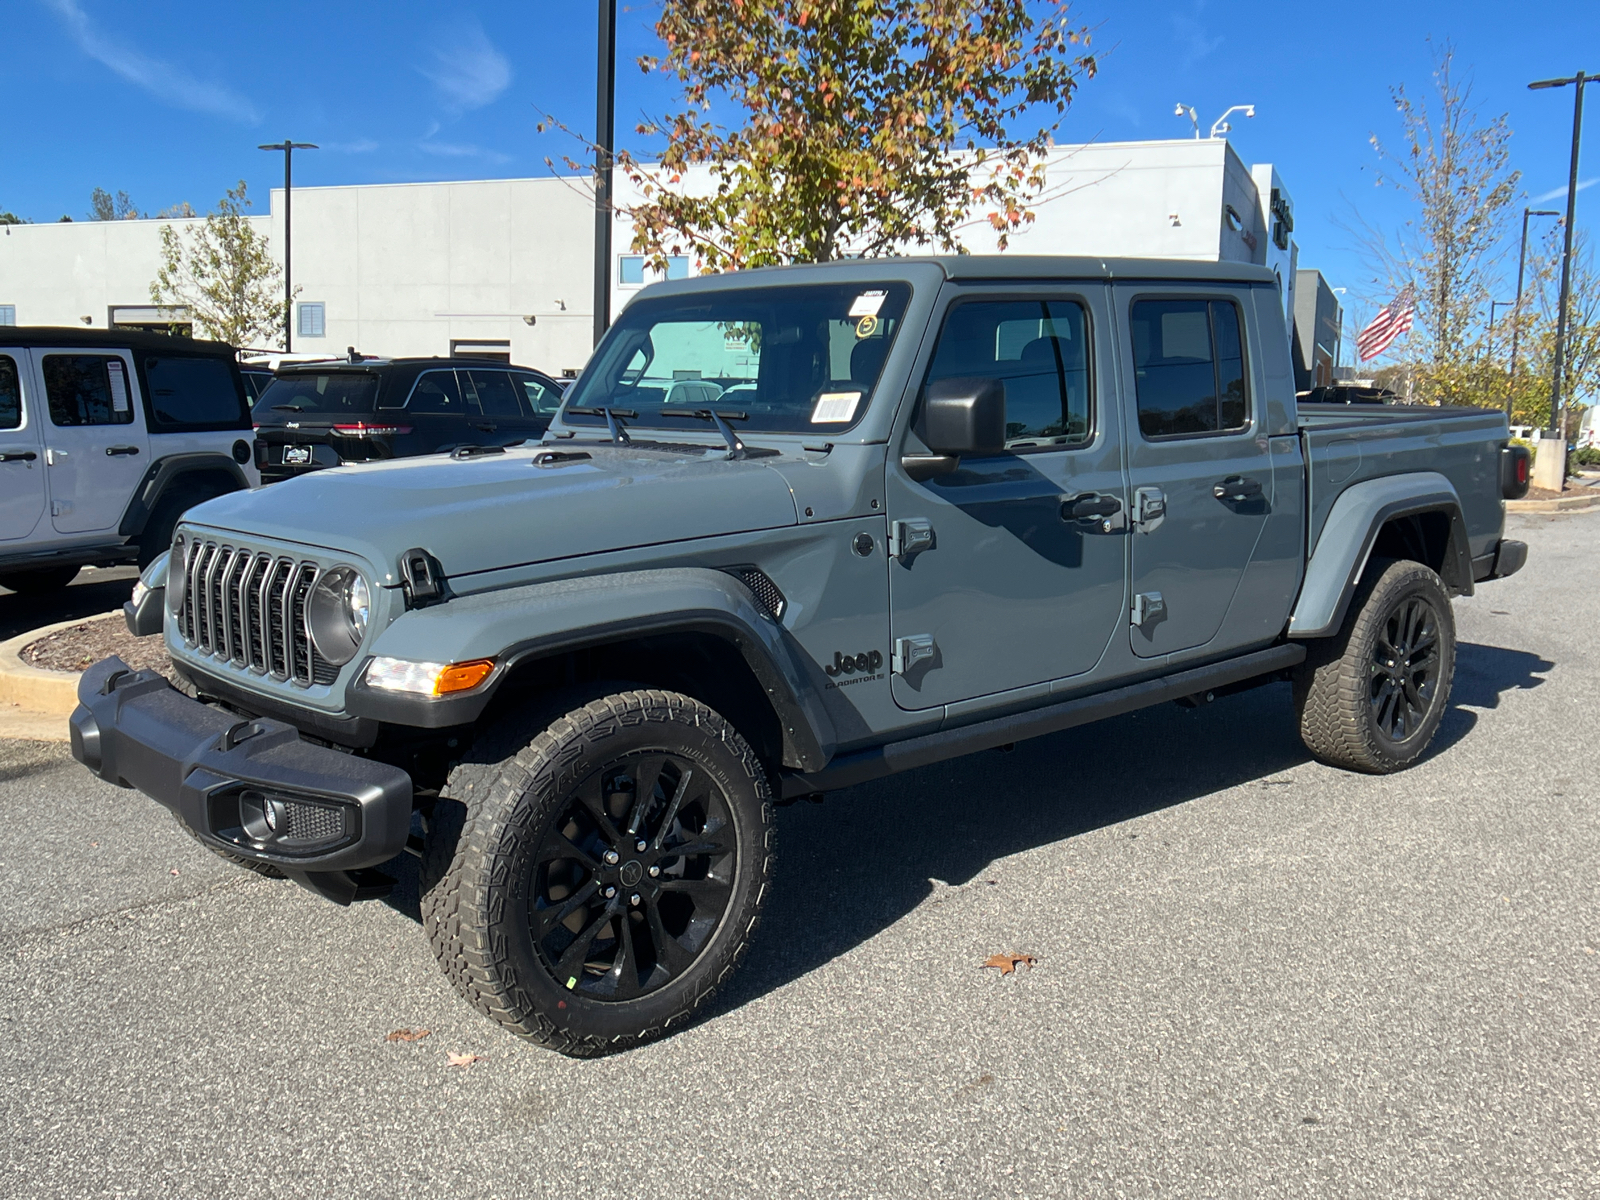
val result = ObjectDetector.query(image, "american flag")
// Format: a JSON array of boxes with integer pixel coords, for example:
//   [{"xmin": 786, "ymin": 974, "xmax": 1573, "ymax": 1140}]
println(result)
[{"xmin": 1356, "ymin": 287, "xmax": 1416, "ymax": 362}]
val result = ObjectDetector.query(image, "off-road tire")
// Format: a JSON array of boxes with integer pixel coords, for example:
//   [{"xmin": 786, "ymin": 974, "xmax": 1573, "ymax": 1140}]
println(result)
[
  {"xmin": 1294, "ymin": 557, "xmax": 1456, "ymax": 773},
  {"xmin": 420, "ymin": 688, "xmax": 775, "ymax": 1057},
  {"xmin": 177, "ymin": 819, "xmax": 286, "ymax": 878},
  {"xmin": 0, "ymin": 566, "xmax": 80, "ymax": 593},
  {"xmin": 139, "ymin": 487, "xmax": 216, "ymax": 568}
]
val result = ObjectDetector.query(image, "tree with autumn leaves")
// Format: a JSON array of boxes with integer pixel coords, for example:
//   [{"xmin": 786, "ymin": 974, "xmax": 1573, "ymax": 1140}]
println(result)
[{"xmin": 618, "ymin": 0, "xmax": 1097, "ymax": 270}]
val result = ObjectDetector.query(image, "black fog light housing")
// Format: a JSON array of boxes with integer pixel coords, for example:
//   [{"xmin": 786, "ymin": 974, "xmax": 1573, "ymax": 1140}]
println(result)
[
  {"xmin": 210, "ymin": 787, "xmax": 357, "ymax": 856},
  {"xmin": 307, "ymin": 565, "xmax": 370, "ymax": 667}
]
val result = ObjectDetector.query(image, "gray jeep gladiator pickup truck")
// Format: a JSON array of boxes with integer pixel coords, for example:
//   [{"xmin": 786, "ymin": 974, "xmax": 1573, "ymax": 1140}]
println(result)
[{"xmin": 70, "ymin": 257, "xmax": 1530, "ymax": 1056}]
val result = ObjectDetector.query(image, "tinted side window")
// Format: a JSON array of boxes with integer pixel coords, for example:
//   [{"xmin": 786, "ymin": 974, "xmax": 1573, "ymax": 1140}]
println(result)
[
  {"xmin": 463, "ymin": 370, "xmax": 522, "ymax": 419},
  {"xmin": 515, "ymin": 373, "xmax": 562, "ymax": 416},
  {"xmin": 1130, "ymin": 298, "xmax": 1250, "ymax": 439},
  {"xmin": 405, "ymin": 370, "xmax": 466, "ymax": 415},
  {"xmin": 0, "ymin": 356, "xmax": 21, "ymax": 430},
  {"xmin": 43, "ymin": 355, "xmax": 135, "ymax": 427},
  {"xmin": 924, "ymin": 300, "xmax": 1091, "ymax": 447},
  {"xmin": 142, "ymin": 355, "xmax": 248, "ymax": 428}
]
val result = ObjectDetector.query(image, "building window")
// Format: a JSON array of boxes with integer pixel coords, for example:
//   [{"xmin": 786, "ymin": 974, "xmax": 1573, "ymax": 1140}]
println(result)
[
  {"xmin": 619, "ymin": 256, "xmax": 645, "ymax": 286},
  {"xmin": 0, "ymin": 306, "xmax": 14, "ymax": 326},
  {"xmin": 297, "ymin": 302, "xmax": 326, "ymax": 338},
  {"xmin": 665, "ymin": 256, "xmax": 689, "ymax": 280}
]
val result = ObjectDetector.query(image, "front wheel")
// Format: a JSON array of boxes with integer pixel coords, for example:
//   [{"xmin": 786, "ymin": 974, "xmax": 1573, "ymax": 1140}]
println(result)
[
  {"xmin": 421, "ymin": 688, "xmax": 774, "ymax": 1057},
  {"xmin": 1294, "ymin": 557, "xmax": 1456, "ymax": 773}
]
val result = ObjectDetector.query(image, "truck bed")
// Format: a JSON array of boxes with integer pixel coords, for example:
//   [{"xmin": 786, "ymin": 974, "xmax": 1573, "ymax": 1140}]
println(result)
[{"xmin": 1297, "ymin": 402, "xmax": 1507, "ymax": 562}]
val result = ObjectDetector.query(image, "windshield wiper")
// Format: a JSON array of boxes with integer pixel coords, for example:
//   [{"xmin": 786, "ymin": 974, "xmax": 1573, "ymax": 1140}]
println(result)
[
  {"xmin": 658, "ymin": 407, "xmax": 756, "ymax": 460},
  {"xmin": 565, "ymin": 405, "xmax": 637, "ymax": 445},
  {"xmin": 270, "ymin": 404, "xmax": 307, "ymax": 411}
]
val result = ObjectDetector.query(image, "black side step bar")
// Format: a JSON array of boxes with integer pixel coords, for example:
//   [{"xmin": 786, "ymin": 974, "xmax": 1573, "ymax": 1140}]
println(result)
[{"xmin": 780, "ymin": 643, "xmax": 1306, "ymax": 799}]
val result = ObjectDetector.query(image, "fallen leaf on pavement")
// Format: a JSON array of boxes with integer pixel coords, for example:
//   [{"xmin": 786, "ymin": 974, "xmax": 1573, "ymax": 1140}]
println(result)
[
  {"xmin": 169, "ymin": 868, "xmax": 180, "ymax": 876},
  {"xmin": 446, "ymin": 1052, "xmax": 485, "ymax": 1067},
  {"xmin": 385, "ymin": 1028, "xmax": 431, "ymax": 1043},
  {"xmin": 983, "ymin": 952, "xmax": 1038, "ymax": 976}
]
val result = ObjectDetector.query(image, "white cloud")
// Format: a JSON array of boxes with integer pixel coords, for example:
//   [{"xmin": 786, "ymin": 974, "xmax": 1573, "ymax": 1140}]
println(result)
[
  {"xmin": 418, "ymin": 140, "xmax": 511, "ymax": 165},
  {"xmin": 420, "ymin": 20, "xmax": 512, "ymax": 112},
  {"xmin": 1170, "ymin": 3, "xmax": 1222, "ymax": 68},
  {"xmin": 42, "ymin": 0, "xmax": 260, "ymax": 123},
  {"xmin": 1534, "ymin": 177, "xmax": 1598, "ymax": 203}
]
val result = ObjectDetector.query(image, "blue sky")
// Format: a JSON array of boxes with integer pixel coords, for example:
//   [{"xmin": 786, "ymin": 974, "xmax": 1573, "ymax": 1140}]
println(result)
[{"xmin": 4, "ymin": 0, "xmax": 1598, "ymax": 347}]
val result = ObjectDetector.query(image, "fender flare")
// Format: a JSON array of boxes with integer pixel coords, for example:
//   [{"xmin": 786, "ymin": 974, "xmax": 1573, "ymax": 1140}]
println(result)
[
  {"xmin": 1288, "ymin": 471, "xmax": 1470, "ymax": 640},
  {"xmin": 119, "ymin": 452, "xmax": 251, "ymax": 538},
  {"xmin": 345, "ymin": 567, "xmax": 838, "ymax": 772}
]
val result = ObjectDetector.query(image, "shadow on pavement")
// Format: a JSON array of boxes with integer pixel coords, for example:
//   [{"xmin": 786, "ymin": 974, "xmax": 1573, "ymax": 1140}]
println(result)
[
  {"xmin": 373, "ymin": 639, "xmax": 1555, "ymax": 1021},
  {"xmin": 0, "ymin": 567, "xmax": 140, "ymax": 643}
]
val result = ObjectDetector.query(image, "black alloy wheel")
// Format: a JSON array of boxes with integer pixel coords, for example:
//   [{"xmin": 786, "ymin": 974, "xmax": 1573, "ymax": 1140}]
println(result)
[
  {"xmin": 1369, "ymin": 595, "xmax": 1442, "ymax": 744},
  {"xmin": 421, "ymin": 688, "xmax": 774, "ymax": 1057},
  {"xmin": 533, "ymin": 752, "xmax": 737, "ymax": 1000}
]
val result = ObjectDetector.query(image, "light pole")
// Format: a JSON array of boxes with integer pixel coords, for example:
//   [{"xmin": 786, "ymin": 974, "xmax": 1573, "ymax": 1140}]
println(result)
[
  {"xmin": 1528, "ymin": 70, "xmax": 1595, "ymax": 459},
  {"xmin": 592, "ymin": 0, "xmax": 617, "ymax": 348},
  {"xmin": 1508, "ymin": 207, "xmax": 1561, "ymax": 418},
  {"xmin": 258, "ymin": 140, "xmax": 318, "ymax": 353}
]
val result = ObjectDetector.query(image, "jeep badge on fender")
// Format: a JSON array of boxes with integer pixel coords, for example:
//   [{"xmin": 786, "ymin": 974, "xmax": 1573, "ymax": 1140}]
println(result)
[{"xmin": 825, "ymin": 650, "xmax": 884, "ymax": 677}]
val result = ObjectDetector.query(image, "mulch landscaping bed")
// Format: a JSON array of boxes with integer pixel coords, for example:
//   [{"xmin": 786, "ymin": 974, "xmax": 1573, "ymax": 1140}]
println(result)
[{"xmin": 22, "ymin": 617, "xmax": 177, "ymax": 680}]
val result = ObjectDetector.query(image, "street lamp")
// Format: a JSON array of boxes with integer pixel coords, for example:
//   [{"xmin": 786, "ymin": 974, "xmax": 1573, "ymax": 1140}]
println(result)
[
  {"xmin": 1528, "ymin": 70, "xmax": 1595, "ymax": 457},
  {"xmin": 593, "ymin": 0, "xmax": 617, "ymax": 348},
  {"xmin": 1507, "ymin": 207, "xmax": 1561, "ymax": 418},
  {"xmin": 258, "ymin": 140, "xmax": 318, "ymax": 353}
]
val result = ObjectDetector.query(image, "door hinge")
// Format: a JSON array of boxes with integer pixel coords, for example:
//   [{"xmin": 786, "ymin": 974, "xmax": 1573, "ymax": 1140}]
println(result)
[
  {"xmin": 1131, "ymin": 486, "xmax": 1167, "ymax": 533},
  {"xmin": 892, "ymin": 634, "xmax": 937, "ymax": 676},
  {"xmin": 888, "ymin": 519, "xmax": 934, "ymax": 563},
  {"xmin": 1131, "ymin": 591, "xmax": 1166, "ymax": 627}
]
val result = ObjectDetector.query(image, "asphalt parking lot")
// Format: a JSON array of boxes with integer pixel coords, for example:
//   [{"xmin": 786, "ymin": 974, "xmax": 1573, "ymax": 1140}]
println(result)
[{"xmin": 1, "ymin": 510, "xmax": 1596, "ymax": 1199}]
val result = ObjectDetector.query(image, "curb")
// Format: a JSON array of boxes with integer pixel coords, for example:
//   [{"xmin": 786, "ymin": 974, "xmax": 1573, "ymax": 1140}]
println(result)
[
  {"xmin": 0, "ymin": 612, "xmax": 121, "ymax": 742},
  {"xmin": 1507, "ymin": 493, "xmax": 1600, "ymax": 514}
]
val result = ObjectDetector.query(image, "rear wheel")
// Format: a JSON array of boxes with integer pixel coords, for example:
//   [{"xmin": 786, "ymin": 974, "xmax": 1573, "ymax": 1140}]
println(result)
[
  {"xmin": 0, "ymin": 566, "xmax": 80, "ymax": 593},
  {"xmin": 1294, "ymin": 557, "xmax": 1456, "ymax": 773},
  {"xmin": 421, "ymin": 688, "xmax": 774, "ymax": 1057},
  {"xmin": 139, "ymin": 486, "xmax": 219, "ymax": 568}
]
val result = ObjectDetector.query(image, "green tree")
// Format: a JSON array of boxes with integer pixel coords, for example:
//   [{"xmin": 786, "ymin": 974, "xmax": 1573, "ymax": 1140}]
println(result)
[
  {"xmin": 0, "ymin": 208, "xmax": 26, "ymax": 226},
  {"xmin": 614, "ymin": 0, "xmax": 1097, "ymax": 270},
  {"xmin": 89, "ymin": 188, "xmax": 142, "ymax": 221},
  {"xmin": 150, "ymin": 181, "xmax": 288, "ymax": 348},
  {"xmin": 1354, "ymin": 44, "xmax": 1520, "ymax": 404}
]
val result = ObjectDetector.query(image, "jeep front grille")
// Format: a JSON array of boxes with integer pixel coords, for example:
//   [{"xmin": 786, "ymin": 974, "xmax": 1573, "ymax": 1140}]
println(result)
[{"xmin": 178, "ymin": 541, "xmax": 338, "ymax": 686}]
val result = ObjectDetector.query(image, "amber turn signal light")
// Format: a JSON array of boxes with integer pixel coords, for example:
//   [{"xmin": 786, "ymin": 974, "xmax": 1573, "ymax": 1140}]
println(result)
[{"xmin": 434, "ymin": 659, "xmax": 496, "ymax": 695}]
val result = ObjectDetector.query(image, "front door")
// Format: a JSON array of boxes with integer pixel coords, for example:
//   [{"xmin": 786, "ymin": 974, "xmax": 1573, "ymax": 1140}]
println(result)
[
  {"xmin": 461, "ymin": 368, "xmax": 542, "ymax": 445},
  {"xmin": 886, "ymin": 288, "xmax": 1128, "ymax": 710},
  {"xmin": 1117, "ymin": 290, "xmax": 1273, "ymax": 658},
  {"xmin": 0, "ymin": 350, "xmax": 46, "ymax": 541},
  {"xmin": 36, "ymin": 348, "xmax": 151, "ymax": 534}
]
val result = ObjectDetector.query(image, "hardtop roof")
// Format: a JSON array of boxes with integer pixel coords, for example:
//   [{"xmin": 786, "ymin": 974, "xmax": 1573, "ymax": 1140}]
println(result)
[{"xmin": 0, "ymin": 326, "xmax": 238, "ymax": 356}]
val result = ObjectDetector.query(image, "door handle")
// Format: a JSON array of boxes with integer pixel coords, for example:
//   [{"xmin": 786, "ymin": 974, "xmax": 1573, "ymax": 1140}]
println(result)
[
  {"xmin": 1213, "ymin": 475, "xmax": 1262, "ymax": 502},
  {"xmin": 0, "ymin": 451, "xmax": 37, "ymax": 463},
  {"xmin": 106, "ymin": 445, "xmax": 141, "ymax": 457},
  {"xmin": 1061, "ymin": 492, "xmax": 1122, "ymax": 522},
  {"xmin": 470, "ymin": 422, "xmax": 498, "ymax": 433}
]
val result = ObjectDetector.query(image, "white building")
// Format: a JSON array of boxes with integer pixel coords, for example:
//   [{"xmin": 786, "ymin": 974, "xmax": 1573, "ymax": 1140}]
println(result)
[{"xmin": 0, "ymin": 138, "xmax": 1305, "ymax": 376}]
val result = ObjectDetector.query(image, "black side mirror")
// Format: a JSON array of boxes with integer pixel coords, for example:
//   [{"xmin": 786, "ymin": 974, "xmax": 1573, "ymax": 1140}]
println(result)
[{"xmin": 902, "ymin": 377, "xmax": 1006, "ymax": 481}]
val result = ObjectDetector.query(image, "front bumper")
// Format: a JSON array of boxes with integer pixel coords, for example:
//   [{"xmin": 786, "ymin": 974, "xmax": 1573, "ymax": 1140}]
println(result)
[{"xmin": 70, "ymin": 656, "xmax": 413, "ymax": 904}]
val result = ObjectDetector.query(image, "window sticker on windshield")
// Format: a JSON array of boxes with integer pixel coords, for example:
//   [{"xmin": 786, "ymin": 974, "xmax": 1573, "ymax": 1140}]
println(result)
[
  {"xmin": 855, "ymin": 314, "xmax": 879, "ymax": 340},
  {"xmin": 107, "ymin": 359, "xmax": 130, "ymax": 412},
  {"xmin": 848, "ymin": 291, "xmax": 887, "ymax": 319},
  {"xmin": 811, "ymin": 391, "xmax": 861, "ymax": 424}
]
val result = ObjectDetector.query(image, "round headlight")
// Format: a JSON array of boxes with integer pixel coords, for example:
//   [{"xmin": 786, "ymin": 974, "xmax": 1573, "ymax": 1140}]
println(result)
[
  {"xmin": 167, "ymin": 537, "xmax": 187, "ymax": 613},
  {"xmin": 307, "ymin": 565, "xmax": 370, "ymax": 667}
]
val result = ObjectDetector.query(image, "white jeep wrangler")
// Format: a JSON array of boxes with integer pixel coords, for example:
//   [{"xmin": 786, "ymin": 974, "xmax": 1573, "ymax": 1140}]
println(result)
[{"xmin": 0, "ymin": 327, "xmax": 259, "ymax": 591}]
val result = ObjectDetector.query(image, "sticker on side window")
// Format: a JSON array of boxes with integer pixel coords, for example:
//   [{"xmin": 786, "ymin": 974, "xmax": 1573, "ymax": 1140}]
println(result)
[
  {"xmin": 811, "ymin": 391, "xmax": 861, "ymax": 424},
  {"xmin": 107, "ymin": 360, "xmax": 130, "ymax": 412},
  {"xmin": 848, "ymin": 291, "xmax": 887, "ymax": 319}
]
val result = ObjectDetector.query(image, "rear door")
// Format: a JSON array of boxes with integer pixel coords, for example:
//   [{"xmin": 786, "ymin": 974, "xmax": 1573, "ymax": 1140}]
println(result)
[
  {"xmin": 0, "ymin": 349, "xmax": 46, "ymax": 541},
  {"xmin": 512, "ymin": 370, "xmax": 563, "ymax": 436},
  {"xmin": 460, "ymin": 368, "xmax": 539, "ymax": 444},
  {"xmin": 37, "ymin": 348, "xmax": 150, "ymax": 534},
  {"xmin": 1116, "ymin": 288, "xmax": 1273, "ymax": 658}
]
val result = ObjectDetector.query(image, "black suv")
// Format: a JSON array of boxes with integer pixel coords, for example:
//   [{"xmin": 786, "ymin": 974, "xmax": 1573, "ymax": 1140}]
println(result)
[{"xmin": 252, "ymin": 356, "xmax": 565, "ymax": 483}]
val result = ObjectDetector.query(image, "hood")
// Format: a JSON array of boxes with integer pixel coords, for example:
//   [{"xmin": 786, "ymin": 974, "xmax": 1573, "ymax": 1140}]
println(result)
[{"xmin": 186, "ymin": 442, "xmax": 799, "ymax": 581}]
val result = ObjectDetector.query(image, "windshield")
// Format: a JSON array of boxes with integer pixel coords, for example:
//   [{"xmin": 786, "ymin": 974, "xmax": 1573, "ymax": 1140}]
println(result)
[
  {"xmin": 254, "ymin": 372, "xmax": 379, "ymax": 419},
  {"xmin": 562, "ymin": 282, "xmax": 912, "ymax": 434}
]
